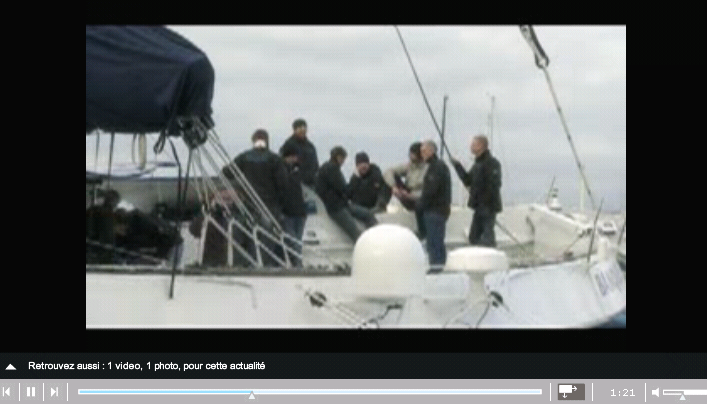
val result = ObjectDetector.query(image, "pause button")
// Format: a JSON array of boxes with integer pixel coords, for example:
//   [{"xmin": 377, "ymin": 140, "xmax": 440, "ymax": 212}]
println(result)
[{"xmin": 22, "ymin": 384, "xmax": 41, "ymax": 401}]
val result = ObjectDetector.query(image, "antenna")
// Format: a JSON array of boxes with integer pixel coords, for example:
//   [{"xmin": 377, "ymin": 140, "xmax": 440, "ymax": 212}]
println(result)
[{"xmin": 545, "ymin": 176, "xmax": 556, "ymax": 205}]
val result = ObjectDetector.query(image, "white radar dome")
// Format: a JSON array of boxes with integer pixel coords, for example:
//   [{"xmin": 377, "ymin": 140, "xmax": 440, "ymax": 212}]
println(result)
[
  {"xmin": 445, "ymin": 247, "xmax": 509, "ymax": 273},
  {"xmin": 351, "ymin": 224, "xmax": 427, "ymax": 299}
]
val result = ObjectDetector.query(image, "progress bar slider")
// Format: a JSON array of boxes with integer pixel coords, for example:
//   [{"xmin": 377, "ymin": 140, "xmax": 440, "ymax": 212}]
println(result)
[{"xmin": 78, "ymin": 389, "xmax": 543, "ymax": 395}]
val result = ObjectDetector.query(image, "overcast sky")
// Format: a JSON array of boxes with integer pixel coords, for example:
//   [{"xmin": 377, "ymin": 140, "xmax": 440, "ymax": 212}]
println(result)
[{"xmin": 86, "ymin": 25, "xmax": 626, "ymax": 211}]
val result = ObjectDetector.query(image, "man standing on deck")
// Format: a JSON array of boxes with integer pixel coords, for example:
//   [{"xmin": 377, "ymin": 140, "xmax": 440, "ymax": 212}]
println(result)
[
  {"xmin": 416, "ymin": 140, "xmax": 451, "ymax": 269},
  {"xmin": 281, "ymin": 143, "xmax": 307, "ymax": 267},
  {"xmin": 223, "ymin": 129, "xmax": 288, "ymax": 267},
  {"xmin": 451, "ymin": 134, "xmax": 502, "ymax": 247},
  {"xmin": 279, "ymin": 118, "xmax": 319, "ymax": 188}
]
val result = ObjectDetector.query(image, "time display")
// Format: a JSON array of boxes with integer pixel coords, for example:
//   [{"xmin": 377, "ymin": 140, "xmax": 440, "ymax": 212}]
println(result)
[{"xmin": 611, "ymin": 389, "xmax": 635, "ymax": 397}]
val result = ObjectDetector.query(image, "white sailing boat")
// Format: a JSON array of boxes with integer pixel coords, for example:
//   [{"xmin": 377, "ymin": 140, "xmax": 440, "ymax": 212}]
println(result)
[{"xmin": 85, "ymin": 25, "xmax": 625, "ymax": 329}]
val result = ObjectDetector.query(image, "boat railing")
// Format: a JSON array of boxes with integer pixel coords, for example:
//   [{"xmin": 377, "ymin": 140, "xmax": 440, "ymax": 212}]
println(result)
[{"xmin": 183, "ymin": 120, "xmax": 346, "ymax": 271}]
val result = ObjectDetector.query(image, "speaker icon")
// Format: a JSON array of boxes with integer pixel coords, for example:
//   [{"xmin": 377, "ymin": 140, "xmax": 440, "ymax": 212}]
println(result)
[{"xmin": 652, "ymin": 389, "xmax": 659, "ymax": 397}]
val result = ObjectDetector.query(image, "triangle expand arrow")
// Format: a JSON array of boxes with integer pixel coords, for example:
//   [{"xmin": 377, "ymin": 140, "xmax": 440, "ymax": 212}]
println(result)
[{"xmin": 5, "ymin": 364, "xmax": 15, "ymax": 370}]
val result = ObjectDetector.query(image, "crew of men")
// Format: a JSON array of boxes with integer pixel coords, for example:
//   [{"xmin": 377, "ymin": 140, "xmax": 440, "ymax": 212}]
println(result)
[{"xmin": 203, "ymin": 115, "xmax": 501, "ymax": 269}]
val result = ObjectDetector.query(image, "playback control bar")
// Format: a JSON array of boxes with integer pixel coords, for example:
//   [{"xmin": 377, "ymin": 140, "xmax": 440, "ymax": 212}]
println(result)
[{"xmin": 1, "ymin": 380, "xmax": 706, "ymax": 403}]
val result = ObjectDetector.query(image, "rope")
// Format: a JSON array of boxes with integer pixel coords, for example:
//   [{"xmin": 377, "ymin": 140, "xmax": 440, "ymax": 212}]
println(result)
[
  {"xmin": 617, "ymin": 217, "xmax": 626, "ymax": 246},
  {"xmin": 94, "ymin": 132, "xmax": 100, "ymax": 171},
  {"xmin": 106, "ymin": 132, "xmax": 115, "ymax": 189},
  {"xmin": 520, "ymin": 25, "xmax": 596, "ymax": 211},
  {"xmin": 586, "ymin": 198, "xmax": 604, "ymax": 263},
  {"xmin": 541, "ymin": 68, "xmax": 597, "ymax": 211},
  {"xmin": 131, "ymin": 134, "xmax": 137, "ymax": 164},
  {"xmin": 394, "ymin": 26, "xmax": 453, "ymax": 160},
  {"xmin": 153, "ymin": 129, "xmax": 167, "ymax": 154}
]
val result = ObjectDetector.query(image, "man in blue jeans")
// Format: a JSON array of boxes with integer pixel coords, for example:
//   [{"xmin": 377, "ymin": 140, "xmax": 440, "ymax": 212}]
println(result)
[{"xmin": 416, "ymin": 140, "xmax": 451, "ymax": 271}]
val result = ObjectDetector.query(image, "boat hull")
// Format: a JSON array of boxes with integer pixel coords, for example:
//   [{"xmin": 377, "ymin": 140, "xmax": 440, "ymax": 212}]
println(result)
[{"xmin": 86, "ymin": 257, "xmax": 625, "ymax": 328}]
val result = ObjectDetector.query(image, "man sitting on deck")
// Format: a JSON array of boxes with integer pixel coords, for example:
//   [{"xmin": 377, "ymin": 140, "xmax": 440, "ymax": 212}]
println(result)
[
  {"xmin": 315, "ymin": 146, "xmax": 377, "ymax": 242},
  {"xmin": 346, "ymin": 152, "xmax": 391, "ymax": 214},
  {"xmin": 383, "ymin": 142, "xmax": 429, "ymax": 239}
]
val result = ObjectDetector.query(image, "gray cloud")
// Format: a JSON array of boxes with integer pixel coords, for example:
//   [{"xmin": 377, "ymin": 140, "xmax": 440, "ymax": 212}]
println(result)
[{"xmin": 87, "ymin": 25, "xmax": 626, "ymax": 211}]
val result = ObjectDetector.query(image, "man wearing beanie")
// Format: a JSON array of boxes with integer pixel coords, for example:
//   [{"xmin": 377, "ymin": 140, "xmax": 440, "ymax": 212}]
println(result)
[
  {"xmin": 347, "ymin": 152, "xmax": 391, "ymax": 214},
  {"xmin": 281, "ymin": 143, "xmax": 307, "ymax": 267},
  {"xmin": 315, "ymin": 146, "xmax": 377, "ymax": 242},
  {"xmin": 279, "ymin": 118, "xmax": 319, "ymax": 187}
]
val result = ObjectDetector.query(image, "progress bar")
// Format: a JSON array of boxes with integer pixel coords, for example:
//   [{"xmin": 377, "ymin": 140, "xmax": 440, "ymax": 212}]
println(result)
[{"xmin": 78, "ymin": 389, "xmax": 543, "ymax": 395}]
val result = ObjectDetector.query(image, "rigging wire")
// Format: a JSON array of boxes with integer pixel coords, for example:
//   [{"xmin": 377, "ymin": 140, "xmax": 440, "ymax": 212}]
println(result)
[{"xmin": 394, "ymin": 26, "xmax": 453, "ymax": 160}]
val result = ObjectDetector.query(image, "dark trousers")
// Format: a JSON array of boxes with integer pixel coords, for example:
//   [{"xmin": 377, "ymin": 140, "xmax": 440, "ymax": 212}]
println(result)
[
  {"xmin": 399, "ymin": 197, "xmax": 426, "ymax": 239},
  {"xmin": 329, "ymin": 204, "xmax": 378, "ymax": 242},
  {"xmin": 423, "ymin": 211, "xmax": 447, "ymax": 267},
  {"xmin": 415, "ymin": 209, "xmax": 426, "ymax": 239},
  {"xmin": 469, "ymin": 209, "xmax": 496, "ymax": 247},
  {"xmin": 283, "ymin": 215, "xmax": 307, "ymax": 267}
]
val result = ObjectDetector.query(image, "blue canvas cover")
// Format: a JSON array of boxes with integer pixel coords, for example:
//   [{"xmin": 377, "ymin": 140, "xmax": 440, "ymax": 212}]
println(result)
[{"xmin": 86, "ymin": 26, "xmax": 215, "ymax": 135}]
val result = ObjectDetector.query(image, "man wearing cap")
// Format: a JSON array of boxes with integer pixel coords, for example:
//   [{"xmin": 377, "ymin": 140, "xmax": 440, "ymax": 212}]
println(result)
[
  {"xmin": 279, "ymin": 118, "xmax": 319, "ymax": 187},
  {"xmin": 346, "ymin": 152, "xmax": 391, "ymax": 214},
  {"xmin": 451, "ymin": 134, "xmax": 502, "ymax": 247},
  {"xmin": 315, "ymin": 146, "xmax": 378, "ymax": 242},
  {"xmin": 281, "ymin": 143, "xmax": 307, "ymax": 267}
]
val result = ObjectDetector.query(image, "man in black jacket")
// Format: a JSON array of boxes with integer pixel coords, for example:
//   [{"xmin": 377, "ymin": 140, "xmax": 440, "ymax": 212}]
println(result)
[
  {"xmin": 279, "ymin": 118, "xmax": 319, "ymax": 187},
  {"xmin": 281, "ymin": 143, "xmax": 307, "ymax": 267},
  {"xmin": 416, "ymin": 140, "xmax": 451, "ymax": 268},
  {"xmin": 347, "ymin": 152, "xmax": 391, "ymax": 213},
  {"xmin": 223, "ymin": 129, "xmax": 288, "ymax": 267},
  {"xmin": 315, "ymin": 146, "xmax": 377, "ymax": 242},
  {"xmin": 451, "ymin": 135, "xmax": 502, "ymax": 247}
]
